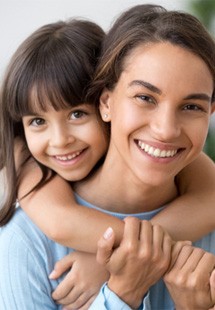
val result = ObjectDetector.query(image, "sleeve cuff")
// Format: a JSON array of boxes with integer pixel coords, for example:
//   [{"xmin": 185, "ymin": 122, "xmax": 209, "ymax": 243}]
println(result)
[{"xmin": 90, "ymin": 283, "xmax": 151, "ymax": 310}]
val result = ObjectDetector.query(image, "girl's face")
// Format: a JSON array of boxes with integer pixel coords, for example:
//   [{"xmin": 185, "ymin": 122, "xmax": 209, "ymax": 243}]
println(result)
[
  {"xmin": 22, "ymin": 103, "xmax": 108, "ymax": 181},
  {"xmin": 100, "ymin": 42, "xmax": 214, "ymax": 187}
]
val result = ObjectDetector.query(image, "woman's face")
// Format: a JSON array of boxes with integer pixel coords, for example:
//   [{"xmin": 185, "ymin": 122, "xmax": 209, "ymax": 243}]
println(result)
[{"xmin": 100, "ymin": 42, "xmax": 214, "ymax": 187}]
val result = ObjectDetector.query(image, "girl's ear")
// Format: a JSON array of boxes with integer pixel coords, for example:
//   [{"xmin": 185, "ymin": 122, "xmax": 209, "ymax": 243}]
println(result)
[{"xmin": 99, "ymin": 88, "xmax": 112, "ymax": 122}]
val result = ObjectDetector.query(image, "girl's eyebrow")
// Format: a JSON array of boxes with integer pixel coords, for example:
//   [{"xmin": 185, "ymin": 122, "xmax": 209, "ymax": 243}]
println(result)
[
  {"xmin": 128, "ymin": 80, "xmax": 162, "ymax": 95},
  {"xmin": 128, "ymin": 80, "xmax": 211, "ymax": 103}
]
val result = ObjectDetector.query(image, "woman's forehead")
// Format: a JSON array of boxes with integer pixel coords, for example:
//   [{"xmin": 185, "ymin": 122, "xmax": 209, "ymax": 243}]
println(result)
[{"xmin": 116, "ymin": 42, "xmax": 213, "ymax": 99}]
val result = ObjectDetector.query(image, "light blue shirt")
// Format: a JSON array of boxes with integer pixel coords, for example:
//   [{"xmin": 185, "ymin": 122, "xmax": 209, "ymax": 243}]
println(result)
[{"xmin": 0, "ymin": 195, "xmax": 214, "ymax": 310}]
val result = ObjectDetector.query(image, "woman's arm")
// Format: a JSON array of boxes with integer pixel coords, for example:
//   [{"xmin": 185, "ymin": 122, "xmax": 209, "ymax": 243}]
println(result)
[{"xmin": 151, "ymin": 152, "xmax": 215, "ymax": 241}]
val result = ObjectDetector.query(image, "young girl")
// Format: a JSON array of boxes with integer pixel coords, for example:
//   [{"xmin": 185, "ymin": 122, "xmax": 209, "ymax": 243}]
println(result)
[
  {"xmin": 0, "ymin": 9, "xmax": 215, "ymax": 310},
  {"xmin": 0, "ymin": 18, "xmax": 110, "ymax": 309}
]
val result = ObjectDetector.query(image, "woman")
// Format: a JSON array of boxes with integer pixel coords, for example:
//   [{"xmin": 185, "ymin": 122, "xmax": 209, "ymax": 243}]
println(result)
[{"xmin": 74, "ymin": 4, "xmax": 215, "ymax": 309}]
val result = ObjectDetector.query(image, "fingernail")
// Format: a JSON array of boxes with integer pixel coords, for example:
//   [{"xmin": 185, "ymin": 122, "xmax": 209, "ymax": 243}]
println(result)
[
  {"xmin": 103, "ymin": 227, "xmax": 113, "ymax": 240},
  {"xmin": 49, "ymin": 270, "xmax": 57, "ymax": 279}
]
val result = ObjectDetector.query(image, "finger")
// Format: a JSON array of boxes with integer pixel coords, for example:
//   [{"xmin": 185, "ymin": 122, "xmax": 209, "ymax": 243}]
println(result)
[
  {"xmin": 161, "ymin": 230, "xmax": 172, "ymax": 263},
  {"xmin": 209, "ymin": 268, "xmax": 215, "ymax": 305},
  {"xmin": 139, "ymin": 220, "xmax": 153, "ymax": 251},
  {"xmin": 62, "ymin": 291, "xmax": 96, "ymax": 309},
  {"xmin": 171, "ymin": 244, "xmax": 194, "ymax": 271},
  {"xmin": 198, "ymin": 254, "xmax": 215, "ymax": 303},
  {"xmin": 152, "ymin": 224, "xmax": 164, "ymax": 254},
  {"xmin": 77, "ymin": 295, "xmax": 97, "ymax": 310},
  {"xmin": 59, "ymin": 290, "xmax": 85, "ymax": 308},
  {"xmin": 52, "ymin": 270, "xmax": 75, "ymax": 301},
  {"xmin": 180, "ymin": 247, "xmax": 205, "ymax": 273},
  {"xmin": 210, "ymin": 269, "xmax": 215, "ymax": 291},
  {"xmin": 123, "ymin": 217, "xmax": 141, "ymax": 246},
  {"xmin": 96, "ymin": 227, "xmax": 115, "ymax": 265},
  {"xmin": 49, "ymin": 253, "xmax": 75, "ymax": 280}
]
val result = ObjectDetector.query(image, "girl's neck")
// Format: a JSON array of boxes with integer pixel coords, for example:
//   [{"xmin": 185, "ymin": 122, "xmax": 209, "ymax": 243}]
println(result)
[{"xmin": 74, "ymin": 155, "xmax": 178, "ymax": 214}]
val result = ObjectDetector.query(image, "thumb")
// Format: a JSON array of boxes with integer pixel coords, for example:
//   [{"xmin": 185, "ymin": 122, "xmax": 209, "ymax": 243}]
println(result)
[{"xmin": 96, "ymin": 227, "xmax": 115, "ymax": 266}]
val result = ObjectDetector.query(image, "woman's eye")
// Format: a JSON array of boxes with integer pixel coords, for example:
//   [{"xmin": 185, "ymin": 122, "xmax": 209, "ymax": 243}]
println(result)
[
  {"xmin": 70, "ymin": 110, "xmax": 86, "ymax": 119},
  {"xmin": 183, "ymin": 104, "xmax": 203, "ymax": 111},
  {"xmin": 136, "ymin": 95, "xmax": 155, "ymax": 104},
  {"xmin": 30, "ymin": 118, "xmax": 45, "ymax": 126}
]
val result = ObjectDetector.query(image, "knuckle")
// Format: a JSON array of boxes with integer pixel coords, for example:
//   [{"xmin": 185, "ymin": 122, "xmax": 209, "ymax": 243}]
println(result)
[
  {"xmin": 187, "ymin": 274, "xmax": 199, "ymax": 288},
  {"xmin": 139, "ymin": 248, "xmax": 152, "ymax": 262},
  {"xmin": 174, "ymin": 273, "xmax": 187, "ymax": 288},
  {"xmin": 124, "ymin": 241, "xmax": 137, "ymax": 255}
]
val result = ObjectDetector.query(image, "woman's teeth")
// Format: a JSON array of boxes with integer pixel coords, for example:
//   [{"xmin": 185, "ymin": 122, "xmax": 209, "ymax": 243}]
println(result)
[{"xmin": 138, "ymin": 141, "xmax": 177, "ymax": 158}]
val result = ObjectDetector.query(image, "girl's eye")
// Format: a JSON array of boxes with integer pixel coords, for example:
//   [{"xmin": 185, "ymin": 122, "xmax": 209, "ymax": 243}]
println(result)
[
  {"xmin": 70, "ymin": 110, "xmax": 87, "ymax": 120},
  {"xmin": 30, "ymin": 118, "xmax": 45, "ymax": 126}
]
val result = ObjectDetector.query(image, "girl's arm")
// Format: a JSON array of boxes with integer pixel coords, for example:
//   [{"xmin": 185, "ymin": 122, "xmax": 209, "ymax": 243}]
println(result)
[
  {"xmin": 18, "ymin": 158, "xmax": 124, "ymax": 253},
  {"xmin": 151, "ymin": 152, "xmax": 215, "ymax": 241},
  {"xmin": 18, "ymin": 151, "xmax": 215, "ymax": 254}
]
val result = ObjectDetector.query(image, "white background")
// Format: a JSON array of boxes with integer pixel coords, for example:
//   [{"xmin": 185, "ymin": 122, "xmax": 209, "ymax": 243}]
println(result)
[{"xmin": 0, "ymin": 0, "xmax": 188, "ymax": 80}]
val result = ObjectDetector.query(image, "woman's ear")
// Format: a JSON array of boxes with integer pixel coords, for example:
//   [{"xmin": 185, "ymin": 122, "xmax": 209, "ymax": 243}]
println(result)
[{"xmin": 99, "ymin": 88, "xmax": 112, "ymax": 122}]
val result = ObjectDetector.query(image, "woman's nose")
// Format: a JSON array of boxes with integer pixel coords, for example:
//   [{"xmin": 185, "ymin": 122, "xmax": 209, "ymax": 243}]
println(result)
[{"xmin": 150, "ymin": 107, "xmax": 181, "ymax": 142}]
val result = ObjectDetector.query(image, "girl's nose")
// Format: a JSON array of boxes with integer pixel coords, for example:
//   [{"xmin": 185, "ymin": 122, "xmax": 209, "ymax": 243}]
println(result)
[
  {"xmin": 49, "ymin": 125, "xmax": 75, "ymax": 148},
  {"xmin": 150, "ymin": 107, "xmax": 181, "ymax": 142}
]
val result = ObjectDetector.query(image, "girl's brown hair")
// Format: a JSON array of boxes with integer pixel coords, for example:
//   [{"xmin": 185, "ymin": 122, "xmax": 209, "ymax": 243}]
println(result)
[{"xmin": 0, "ymin": 19, "xmax": 105, "ymax": 225}]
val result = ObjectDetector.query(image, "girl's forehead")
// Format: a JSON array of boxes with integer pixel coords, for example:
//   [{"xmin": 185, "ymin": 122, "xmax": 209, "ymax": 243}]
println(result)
[{"xmin": 28, "ymin": 86, "xmax": 73, "ymax": 114}]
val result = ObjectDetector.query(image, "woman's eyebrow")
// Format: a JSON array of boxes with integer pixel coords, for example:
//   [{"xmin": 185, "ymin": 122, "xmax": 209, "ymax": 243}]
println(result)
[
  {"xmin": 128, "ymin": 80, "xmax": 162, "ymax": 95},
  {"xmin": 128, "ymin": 80, "xmax": 212, "ymax": 103},
  {"xmin": 183, "ymin": 93, "xmax": 211, "ymax": 102}
]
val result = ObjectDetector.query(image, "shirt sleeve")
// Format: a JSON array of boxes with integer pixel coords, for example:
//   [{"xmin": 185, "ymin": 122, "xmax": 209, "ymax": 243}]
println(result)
[
  {"xmin": 0, "ymin": 225, "xmax": 59, "ymax": 309},
  {"xmin": 89, "ymin": 283, "xmax": 151, "ymax": 310}
]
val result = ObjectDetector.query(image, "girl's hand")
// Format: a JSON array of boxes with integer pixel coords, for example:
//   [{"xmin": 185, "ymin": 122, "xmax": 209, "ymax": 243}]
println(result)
[
  {"xmin": 164, "ymin": 245, "xmax": 215, "ymax": 310},
  {"xmin": 50, "ymin": 251, "xmax": 109, "ymax": 309},
  {"xmin": 96, "ymin": 217, "xmax": 172, "ymax": 309}
]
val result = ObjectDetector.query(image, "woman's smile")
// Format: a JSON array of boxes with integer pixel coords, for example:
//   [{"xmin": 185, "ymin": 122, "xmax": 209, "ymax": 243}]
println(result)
[{"xmin": 100, "ymin": 42, "xmax": 213, "ymax": 188}]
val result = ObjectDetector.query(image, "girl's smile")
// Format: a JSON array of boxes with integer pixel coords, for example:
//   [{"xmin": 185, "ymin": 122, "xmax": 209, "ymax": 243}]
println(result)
[{"xmin": 22, "ymin": 104, "xmax": 108, "ymax": 181}]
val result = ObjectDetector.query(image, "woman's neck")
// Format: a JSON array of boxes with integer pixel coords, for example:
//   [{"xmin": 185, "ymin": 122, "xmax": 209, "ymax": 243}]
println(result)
[{"xmin": 73, "ymin": 155, "xmax": 178, "ymax": 214}]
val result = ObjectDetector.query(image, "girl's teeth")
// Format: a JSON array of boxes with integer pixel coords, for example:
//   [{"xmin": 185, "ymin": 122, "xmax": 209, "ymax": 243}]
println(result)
[
  {"xmin": 56, "ymin": 151, "xmax": 81, "ymax": 161},
  {"xmin": 138, "ymin": 141, "xmax": 177, "ymax": 158}
]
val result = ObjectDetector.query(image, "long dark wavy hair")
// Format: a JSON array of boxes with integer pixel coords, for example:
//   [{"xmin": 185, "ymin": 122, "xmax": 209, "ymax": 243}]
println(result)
[
  {"xmin": 0, "ymin": 19, "xmax": 105, "ymax": 226},
  {"xmin": 87, "ymin": 4, "xmax": 215, "ymax": 106}
]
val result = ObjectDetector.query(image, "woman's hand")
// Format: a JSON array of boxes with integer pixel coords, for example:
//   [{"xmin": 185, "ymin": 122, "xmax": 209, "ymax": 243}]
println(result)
[
  {"xmin": 96, "ymin": 217, "xmax": 172, "ymax": 309},
  {"xmin": 164, "ymin": 245, "xmax": 215, "ymax": 310},
  {"xmin": 50, "ymin": 251, "xmax": 109, "ymax": 309}
]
